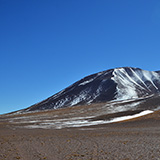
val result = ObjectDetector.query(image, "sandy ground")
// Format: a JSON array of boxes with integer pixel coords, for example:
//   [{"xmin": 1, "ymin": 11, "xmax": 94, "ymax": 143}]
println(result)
[{"xmin": 0, "ymin": 112, "xmax": 160, "ymax": 160}]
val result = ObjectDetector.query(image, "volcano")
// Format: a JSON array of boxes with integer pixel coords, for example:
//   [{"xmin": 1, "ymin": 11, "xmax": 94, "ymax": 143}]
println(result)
[{"xmin": 24, "ymin": 67, "xmax": 160, "ymax": 112}]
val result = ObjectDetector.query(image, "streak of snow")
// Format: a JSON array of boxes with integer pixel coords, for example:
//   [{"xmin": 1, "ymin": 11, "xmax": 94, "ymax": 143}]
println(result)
[
  {"xmin": 79, "ymin": 78, "xmax": 94, "ymax": 86},
  {"xmin": 130, "ymin": 68, "xmax": 152, "ymax": 91},
  {"xmin": 142, "ymin": 70, "xmax": 159, "ymax": 90},
  {"xmin": 108, "ymin": 102, "xmax": 140, "ymax": 113},
  {"xmin": 22, "ymin": 110, "xmax": 154, "ymax": 129},
  {"xmin": 109, "ymin": 110, "xmax": 153, "ymax": 123},
  {"xmin": 112, "ymin": 68, "xmax": 138, "ymax": 100},
  {"xmin": 54, "ymin": 97, "xmax": 70, "ymax": 109},
  {"xmin": 70, "ymin": 90, "xmax": 90, "ymax": 106},
  {"xmin": 111, "ymin": 68, "xmax": 160, "ymax": 101},
  {"xmin": 136, "ymin": 69, "xmax": 160, "ymax": 90}
]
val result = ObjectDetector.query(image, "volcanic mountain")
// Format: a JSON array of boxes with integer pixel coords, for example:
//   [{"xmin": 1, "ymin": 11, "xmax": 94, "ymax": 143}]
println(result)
[{"xmin": 25, "ymin": 67, "xmax": 160, "ymax": 112}]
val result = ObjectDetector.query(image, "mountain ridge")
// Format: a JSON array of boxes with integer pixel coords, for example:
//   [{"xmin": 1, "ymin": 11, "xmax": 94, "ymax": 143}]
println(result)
[{"xmin": 23, "ymin": 67, "xmax": 160, "ymax": 112}]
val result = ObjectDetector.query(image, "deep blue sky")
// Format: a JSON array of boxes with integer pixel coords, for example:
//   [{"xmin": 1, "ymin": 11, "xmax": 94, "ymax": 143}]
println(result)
[{"xmin": 1, "ymin": 0, "xmax": 160, "ymax": 114}]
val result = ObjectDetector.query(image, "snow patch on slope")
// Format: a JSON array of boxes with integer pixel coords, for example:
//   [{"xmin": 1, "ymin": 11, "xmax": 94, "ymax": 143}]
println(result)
[
  {"xmin": 111, "ymin": 68, "xmax": 160, "ymax": 101},
  {"xmin": 109, "ymin": 110, "xmax": 153, "ymax": 123},
  {"xmin": 70, "ymin": 90, "xmax": 89, "ymax": 106},
  {"xmin": 22, "ymin": 110, "xmax": 153, "ymax": 129},
  {"xmin": 108, "ymin": 102, "xmax": 141, "ymax": 113},
  {"xmin": 111, "ymin": 68, "xmax": 138, "ymax": 100},
  {"xmin": 79, "ymin": 78, "xmax": 94, "ymax": 86}
]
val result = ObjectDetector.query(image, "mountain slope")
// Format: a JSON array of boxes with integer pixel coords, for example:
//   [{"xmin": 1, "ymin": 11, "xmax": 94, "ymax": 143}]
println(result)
[{"xmin": 25, "ymin": 67, "xmax": 160, "ymax": 112}]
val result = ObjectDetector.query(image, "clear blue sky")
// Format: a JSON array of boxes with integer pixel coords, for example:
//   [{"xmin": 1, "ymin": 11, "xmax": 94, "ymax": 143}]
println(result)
[{"xmin": 0, "ymin": 0, "xmax": 160, "ymax": 114}]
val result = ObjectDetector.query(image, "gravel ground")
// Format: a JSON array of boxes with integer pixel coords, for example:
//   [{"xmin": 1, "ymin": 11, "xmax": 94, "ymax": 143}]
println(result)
[{"xmin": 0, "ymin": 117, "xmax": 160, "ymax": 160}]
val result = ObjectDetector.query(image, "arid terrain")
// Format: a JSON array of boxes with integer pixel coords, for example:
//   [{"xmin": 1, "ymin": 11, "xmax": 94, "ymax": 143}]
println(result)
[{"xmin": 0, "ymin": 108, "xmax": 160, "ymax": 160}]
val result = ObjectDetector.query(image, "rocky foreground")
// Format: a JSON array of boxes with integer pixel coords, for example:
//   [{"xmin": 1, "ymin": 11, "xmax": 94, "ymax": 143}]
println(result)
[{"xmin": 0, "ymin": 110, "xmax": 160, "ymax": 160}]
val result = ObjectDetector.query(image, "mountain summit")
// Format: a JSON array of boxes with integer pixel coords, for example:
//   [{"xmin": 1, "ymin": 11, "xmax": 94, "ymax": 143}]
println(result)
[{"xmin": 26, "ymin": 67, "xmax": 160, "ymax": 112}]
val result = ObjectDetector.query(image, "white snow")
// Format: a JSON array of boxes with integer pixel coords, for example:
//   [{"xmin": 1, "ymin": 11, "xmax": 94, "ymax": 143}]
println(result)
[
  {"xmin": 79, "ymin": 78, "xmax": 94, "ymax": 86},
  {"xmin": 111, "ymin": 68, "xmax": 160, "ymax": 101},
  {"xmin": 112, "ymin": 68, "xmax": 138, "ymax": 100},
  {"xmin": 70, "ymin": 90, "xmax": 89, "ymax": 106},
  {"xmin": 21, "ymin": 110, "xmax": 154, "ymax": 129},
  {"xmin": 134, "ymin": 69, "xmax": 160, "ymax": 91},
  {"xmin": 141, "ymin": 70, "xmax": 159, "ymax": 90},
  {"xmin": 109, "ymin": 110, "xmax": 153, "ymax": 123},
  {"xmin": 108, "ymin": 102, "xmax": 140, "ymax": 113},
  {"xmin": 130, "ymin": 68, "xmax": 152, "ymax": 91}
]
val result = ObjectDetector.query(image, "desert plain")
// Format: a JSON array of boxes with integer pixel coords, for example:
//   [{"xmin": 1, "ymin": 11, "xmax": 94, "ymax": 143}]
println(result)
[{"xmin": 0, "ymin": 108, "xmax": 160, "ymax": 160}]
